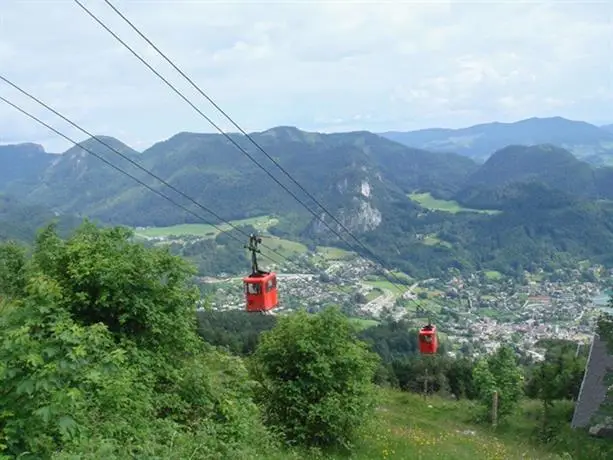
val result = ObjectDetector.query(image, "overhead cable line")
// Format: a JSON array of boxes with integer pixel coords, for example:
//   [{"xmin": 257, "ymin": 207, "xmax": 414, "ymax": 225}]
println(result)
[
  {"xmin": 73, "ymin": 0, "xmax": 409, "ymax": 295},
  {"xmin": 2, "ymin": 91, "xmax": 423, "ymax": 321},
  {"xmin": 103, "ymin": 0, "xmax": 390, "ymax": 263},
  {"xmin": 0, "ymin": 74, "xmax": 290, "ymax": 267},
  {"xmin": 0, "ymin": 92, "xmax": 287, "ymax": 268}
]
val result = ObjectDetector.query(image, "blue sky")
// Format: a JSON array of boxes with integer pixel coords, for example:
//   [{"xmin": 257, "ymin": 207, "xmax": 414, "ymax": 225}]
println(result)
[{"xmin": 0, "ymin": 0, "xmax": 611, "ymax": 152}]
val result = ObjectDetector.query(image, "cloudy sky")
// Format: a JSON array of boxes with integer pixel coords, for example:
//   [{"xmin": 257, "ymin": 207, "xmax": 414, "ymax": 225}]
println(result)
[{"xmin": 0, "ymin": 0, "xmax": 612, "ymax": 152}]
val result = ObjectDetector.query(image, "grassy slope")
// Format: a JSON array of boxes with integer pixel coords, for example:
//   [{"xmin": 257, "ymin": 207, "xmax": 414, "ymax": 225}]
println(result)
[
  {"xmin": 410, "ymin": 192, "xmax": 501, "ymax": 215},
  {"xmin": 133, "ymin": 215, "xmax": 354, "ymax": 261},
  {"xmin": 133, "ymin": 216, "xmax": 279, "ymax": 238},
  {"xmin": 262, "ymin": 389, "xmax": 607, "ymax": 460}
]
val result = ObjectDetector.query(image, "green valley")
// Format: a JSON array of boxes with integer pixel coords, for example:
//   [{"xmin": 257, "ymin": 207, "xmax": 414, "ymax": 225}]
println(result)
[
  {"xmin": 2, "ymin": 135, "xmax": 613, "ymax": 457},
  {"xmin": 3, "ymin": 0, "xmax": 613, "ymax": 455},
  {"xmin": 133, "ymin": 215, "xmax": 280, "ymax": 239},
  {"xmin": 409, "ymin": 192, "xmax": 500, "ymax": 214}
]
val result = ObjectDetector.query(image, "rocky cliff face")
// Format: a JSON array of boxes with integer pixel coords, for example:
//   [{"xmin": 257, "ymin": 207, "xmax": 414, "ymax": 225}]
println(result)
[{"xmin": 309, "ymin": 177, "xmax": 383, "ymax": 236}]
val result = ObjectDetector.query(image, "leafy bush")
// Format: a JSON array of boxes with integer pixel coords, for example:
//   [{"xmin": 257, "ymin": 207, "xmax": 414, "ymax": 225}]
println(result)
[
  {"xmin": 472, "ymin": 345, "xmax": 523, "ymax": 423},
  {"xmin": 0, "ymin": 222, "xmax": 272, "ymax": 458},
  {"xmin": 251, "ymin": 307, "xmax": 379, "ymax": 449}
]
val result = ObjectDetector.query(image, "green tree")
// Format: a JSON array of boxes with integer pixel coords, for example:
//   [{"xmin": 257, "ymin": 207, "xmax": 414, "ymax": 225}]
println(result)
[
  {"xmin": 30, "ymin": 221, "xmax": 200, "ymax": 354},
  {"xmin": 0, "ymin": 241, "xmax": 27, "ymax": 299},
  {"xmin": 0, "ymin": 222, "xmax": 270, "ymax": 458},
  {"xmin": 525, "ymin": 343, "xmax": 586, "ymax": 437},
  {"xmin": 472, "ymin": 345, "xmax": 523, "ymax": 423},
  {"xmin": 597, "ymin": 307, "xmax": 613, "ymax": 352},
  {"xmin": 251, "ymin": 307, "xmax": 379, "ymax": 449}
]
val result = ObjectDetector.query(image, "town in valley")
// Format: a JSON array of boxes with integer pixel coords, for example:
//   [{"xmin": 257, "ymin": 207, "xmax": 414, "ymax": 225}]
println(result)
[{"xmin": 141, "ymin": 230, "xmax": 609, "ymax": 361}]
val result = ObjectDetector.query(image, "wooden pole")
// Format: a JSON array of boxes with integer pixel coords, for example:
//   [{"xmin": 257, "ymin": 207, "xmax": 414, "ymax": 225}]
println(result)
[{"xmin": 492, "ymin": 390, "xmax": 499, "ymax": 428}]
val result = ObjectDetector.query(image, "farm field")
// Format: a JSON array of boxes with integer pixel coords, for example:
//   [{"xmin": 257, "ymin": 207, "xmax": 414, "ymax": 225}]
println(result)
[
  {"xmin": 133, "ymin": 215, "xmax": 279, "ymax": 238},
  {"xmin": 409, "ymin": 192, "xmax": 500, "ymax": 215},
  {"xmin": 133, "ymin": 216, "xmax": 354, "ymax": 262}
]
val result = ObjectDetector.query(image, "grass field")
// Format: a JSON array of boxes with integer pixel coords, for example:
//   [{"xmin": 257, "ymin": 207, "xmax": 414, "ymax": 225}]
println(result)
[
  {"xmin": 484, "ymin": 270, "xmax": 503, "ymax": 281},
  {"xmin": 389, "ymin": 271, "xmax": 413, "ymax": 283},
  {"xmin": 410, "ymin": 192, "xmax": 501, "ymax": 215},
  {"xmin": 339, "ymin": 390, "xmax": 605, "ymax": 460},
  {"xmin": 264, "ymin": 236, "xmax": 308, "ymax": 260},
  {"xmin": 134, "ymin": 215, "xmax": 279, "ymax": 238},
  {"xmin": 366, "ymin": 279, "xmax": 401, "ymax": 294},
  {"xmin": 315, "ymin": 245, "xmax": 353, "ymax": 260},
  {"xmin": 133, "ymin": 216, "xmax": 354, "ymax": 262},
  {"xmin": 348, "ymin": 317, "xmax": 380, "ymax": 331},
  {"xmin": 422, "ymin": 233, "xmax": 453, "ymax": 248},
  {"xmin": 261, "ymin": 389, "xmax": 604, "ymax": 460},
  {"xmin": 366, "ymin": 287, "xmax": 384, "ymax": 302}
]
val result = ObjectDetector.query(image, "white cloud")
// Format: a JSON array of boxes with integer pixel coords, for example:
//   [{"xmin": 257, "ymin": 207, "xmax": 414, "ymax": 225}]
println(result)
[{"xmin": 0, "ymin": 0, "xmax": 611, "ymax": 152}]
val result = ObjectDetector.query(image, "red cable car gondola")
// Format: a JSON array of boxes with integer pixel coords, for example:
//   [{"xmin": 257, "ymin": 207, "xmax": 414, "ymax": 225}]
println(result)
[
  {"xmin": 418, "ymin": 322, "xmax": 438, "ymax": 354},
  {"xmin": 243, "ymin": 234, "xmax": 278, "ymax": 313}
]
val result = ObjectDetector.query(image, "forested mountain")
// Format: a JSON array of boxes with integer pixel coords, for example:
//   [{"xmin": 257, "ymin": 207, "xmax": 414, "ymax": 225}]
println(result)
[
  {"xmin": 0, "ymin": 143, "xmax": 55, "ymax": 195},
  {"xmin": 0, "ymin": 194, "xmax": 81, "ymax": 242},
  {"xmin": 6, "ymin": 126, "xmax": 613, "ymax": 277},
  {"xmin": 453, "ymin": 145, "xmax": 606, "ymax": 208},
  {"xmin": 602, "ymin": 124, "xmax": 613, "ymax": 134},
  {"xmin": 380, "ymin": 117, "xmax": 613, "ymax": 164},
  {"xmin": 1, "ymin": 127, "xmax": 477, "ymax": 229}
]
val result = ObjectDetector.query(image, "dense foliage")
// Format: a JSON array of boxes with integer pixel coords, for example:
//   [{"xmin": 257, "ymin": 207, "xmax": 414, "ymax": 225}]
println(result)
[
  {"xmin": 472, "ymin": 345, "xmax": 524, "ymax": 422},
  {"xmin": 0, "ymin": 195, "xmax": 80, "ymax": 244},
  {"xmin": 251, "ymin": 308, "xmax": 379, "ymax": 449},
  {"xmin": 0, "ymin": 222, "xmax": 271, "ymax": 458},
  {"xmin": 2, "ymin": 223, "xmax": 411, "ymax": 458},
  {"xmin": 197, "ymin": 310, "xmax": 276, "ymax": 355},
  {"xmin": 6, "ymin": 129, "xmax": 613, "ymax": 279}
]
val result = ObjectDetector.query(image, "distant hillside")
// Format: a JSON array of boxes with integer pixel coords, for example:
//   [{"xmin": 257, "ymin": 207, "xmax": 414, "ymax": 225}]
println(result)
[
  {"xmin": 7, "ymin": 127, "xmax": 613, "ymax": 278},
  {"xmin": 466, "ymin": 185, "xmax": 613, "ymax": 270},
  {"xmin": 453, "ymin": 145, "xmax": 602, "ymax": 208},
  {"xmin": 0, "ymin": 143, "xmax": 56, "ymax": 195},
  {"xmin": 0, "ymin": 194, "xmax": 81, "ymax": 243},
  {"xmin": 20, "ymin": 136, "xmax": 141, "ymax": 220},
  {"xmin": 1, "ymin": 128, "xmax": 477, "ymax": 232},
  {"xmin": 380, "ymin": 117, "xmax": 613, "ymax": 164}
]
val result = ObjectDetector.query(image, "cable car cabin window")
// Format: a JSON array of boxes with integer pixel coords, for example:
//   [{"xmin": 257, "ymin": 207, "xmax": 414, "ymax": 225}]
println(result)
[
  {"xmin": 246, "ymin": 282, "xmax": 261, "ymax": 295},
  {"xmin": 266, "ymin": 276, "xmax": 277, "ymax": 292}
]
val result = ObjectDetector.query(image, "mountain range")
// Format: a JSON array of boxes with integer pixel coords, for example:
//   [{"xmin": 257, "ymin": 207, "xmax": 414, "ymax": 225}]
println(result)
[
  {"xmin": 380, "ymin": 116, "xmax": 613, "ymax": 165},
  {"xmin": 3, "ymin": 115, "xmax": 613, "ymax": 277}
]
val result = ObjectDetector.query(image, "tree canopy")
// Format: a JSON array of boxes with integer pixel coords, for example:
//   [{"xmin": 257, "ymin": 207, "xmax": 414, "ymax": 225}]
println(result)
[
  {"xmin": 251, "ymin": 308, "xmax": 379, "ymax": 449},
  {"xmin": 0, "ymin": 222, "xmax": 269, "ymax": 458}
]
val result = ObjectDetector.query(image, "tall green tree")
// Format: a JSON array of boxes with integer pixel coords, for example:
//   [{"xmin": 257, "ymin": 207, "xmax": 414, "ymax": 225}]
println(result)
[
  {"xmin": 526, "ymin": 350, "xmax": 585, "ymax": 436},
  {"xmin": 251, "ymin": 307, "xmax": 379, "ymax": 449},
  {"xmin": 0, "ymin": 241, "xmax": 27, "ymax": 299},
  {"xmin": 0, "ymin": 222, "xmax": 269, "ymax": 458},
  {"xmin": 473, "ymin": 345, "xmax": 523, "ymax": 423}
]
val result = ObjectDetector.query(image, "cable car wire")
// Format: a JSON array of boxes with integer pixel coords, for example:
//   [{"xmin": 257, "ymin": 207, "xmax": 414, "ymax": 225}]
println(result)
[
  {"xmin": 0, "ymin": 92, "xmax": 425, "ymax": 319},
  {"xmin": 0, "ymin": 74, "xmax": 293, "ymax": 268},
  {"xmin": 0, "ymin": 93, "xmax": 287, "ymax": 269},
  {"xmin": 100, "ymin": 0, "xmax": 406, "ymax": 286},
  {"xmin": 72, "ymin": 0, "xmax": 409, "ymax": 295},
  {"xmin": 3, "ymin": 89, "xmax": 428, "ymax": 323}
]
